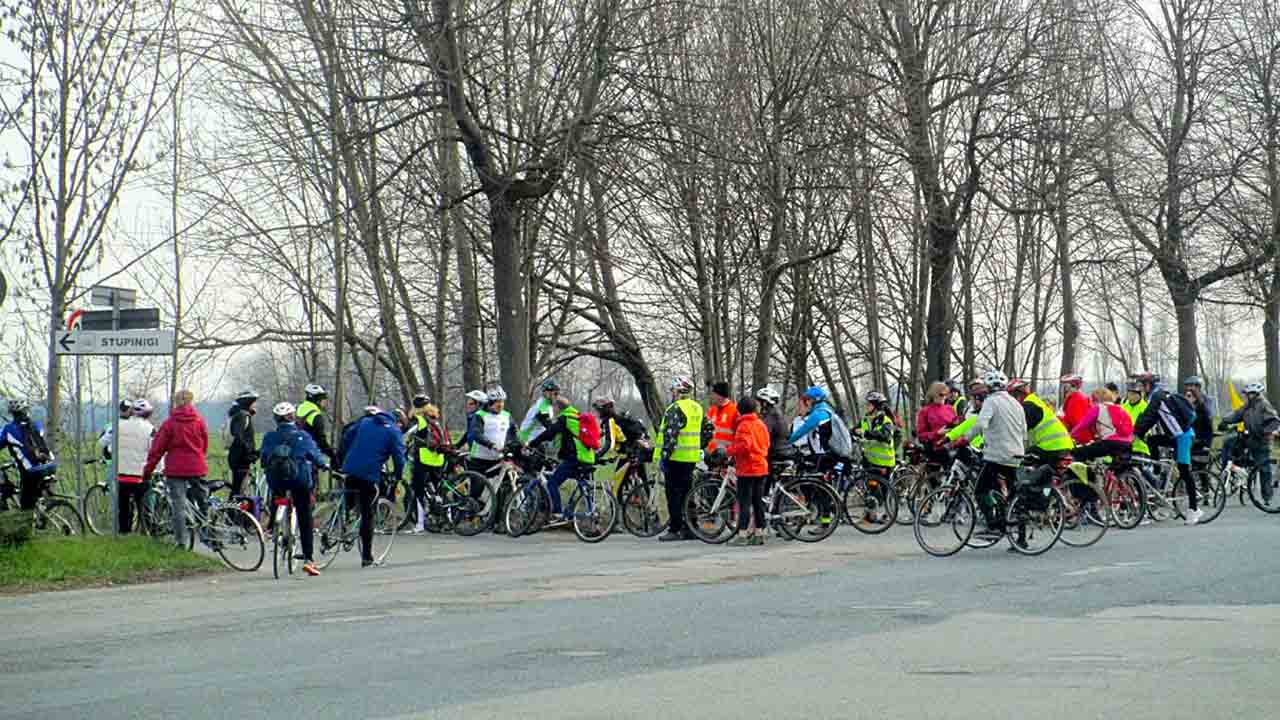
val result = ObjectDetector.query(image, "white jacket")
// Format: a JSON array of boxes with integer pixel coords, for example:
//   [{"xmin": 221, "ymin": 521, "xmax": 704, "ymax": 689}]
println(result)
[
  {"xmin": 967, "ymin": 391, "xmax": 1025, "ymax": 467},
  {"xmin": 115, "ymin": 417, "xmax": 156, "ymax": 478}
]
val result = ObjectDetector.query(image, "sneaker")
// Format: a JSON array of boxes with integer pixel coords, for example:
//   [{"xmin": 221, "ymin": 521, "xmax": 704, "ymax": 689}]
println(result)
[
  {"xmin": 361, "ymin": 558, "xmax": 375, "ymax": 568},
  {"xmin": 749, "ymin": 534, "xmax": 764, "ymax": 546},
  {"xmin": 729, "ymin": 535, "xmax": 752, "ymax": 546},
  {"xmin": 303, "ymin": 562, "xmax": 321, "ymax": 577},
  {"xmin": 659, "ymin": 530, "xmax": 690, "ymax": 542},
  {"xmin": 1184, "ymin": 509, "xmax": 1203, "ymax": 526}
]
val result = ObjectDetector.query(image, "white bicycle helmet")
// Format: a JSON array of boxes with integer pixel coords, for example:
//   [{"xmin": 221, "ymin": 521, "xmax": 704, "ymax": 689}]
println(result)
[
  {"xmin": 983, "ymin": 369, "xmax": 1008, "ymax": 390},
  {"xmin": 465, "ymin": 390, "xmax": 489, "ymax": 404},
  {"xmin": 304, "ymin": 383, "xmax": 327, "ymax": 399},
  {"xmin": 1244, "ymin": 382, "xmax": 1265, "ymax": 395},
  {"xmin": 131, "ymin": 399, "xmax": 153, "ymax": 416},
  {"xmin": 755, "ymin": 387, "xmax": 780, "ymax": 405},
  {"xmin": 670, "ymin": 376, "xmax": 694, "ymax": 395},
  {"xmin": 1059, "ymin": 373, "xmax": 1083, "ymax": 387},
  {"xmin": 272, "ymin": 401, "xmax": 296, "ymax": 419},
  {"xmin": 487, "ymin": 386, "xmax": 508, "ymax": 402},
  {"xmin": 236, "ymin": 389, "xmax": 260, "ymax": 401}
]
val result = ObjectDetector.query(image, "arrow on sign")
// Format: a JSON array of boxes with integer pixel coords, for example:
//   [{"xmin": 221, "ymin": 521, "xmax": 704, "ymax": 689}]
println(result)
[{"xmin": 59, "ymin": 333, "xmax": 75, "ymax": 353}]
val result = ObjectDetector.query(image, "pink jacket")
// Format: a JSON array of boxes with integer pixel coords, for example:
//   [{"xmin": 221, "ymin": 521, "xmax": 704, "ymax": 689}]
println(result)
[
  {"xmin": 915, "ymin": 403, "xmax": 958, "ymax": 444},
  {"xmin": 144, "ymin": 405, "xmax": 210, "ymax": 478},
  {"xmin": 1070, "ymin": 402, "xmax": 1133, "ymax": 445}
]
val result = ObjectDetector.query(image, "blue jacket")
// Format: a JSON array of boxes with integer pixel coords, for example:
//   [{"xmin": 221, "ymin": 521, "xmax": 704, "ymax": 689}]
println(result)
[
  {"xmin": 789, "ymin": 401, "xmax": 834, "ymax": 446},
  {"xmin": 340, "ymin": 412, "xmax": 406, "ymax": 483},
  {"xmin": 2, "ymin": 418, "xmax": 57, "ymax": 474},
  {"xmin": 260, "ymin": 421, "xmax": 325, "ymax": 490}
]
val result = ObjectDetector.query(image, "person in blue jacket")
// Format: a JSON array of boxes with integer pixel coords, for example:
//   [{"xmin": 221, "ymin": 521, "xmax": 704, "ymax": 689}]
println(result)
[
  {"xmin": 788, "ymin": 387, "xmax": 839, "ymax": 471},
  {"xmin": 2, "ymin": 399, "xmax": 58, "ymax": 510},
  {"xmin": 340, "ymin": 407, "xmax": 406, "ymax": 567},
  {"xmin": 260, "ymin": 402, "xmax": 327, "ymax": 576}
]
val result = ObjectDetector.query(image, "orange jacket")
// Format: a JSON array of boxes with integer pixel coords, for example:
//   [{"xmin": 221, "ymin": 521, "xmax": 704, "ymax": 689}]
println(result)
[
  {"xmin": 707, "ymin": 400, "xmax": 739, "ymax": 451},
  {"xmin": 727, "ymin": 413, "xmax": 770, "ymax": 477}
]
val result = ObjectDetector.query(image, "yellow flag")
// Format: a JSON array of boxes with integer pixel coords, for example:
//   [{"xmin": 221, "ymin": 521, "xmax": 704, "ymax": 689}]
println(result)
[{"xmin": 1228, "ymin": 381, "xmax": 1245, "ymax": 431}]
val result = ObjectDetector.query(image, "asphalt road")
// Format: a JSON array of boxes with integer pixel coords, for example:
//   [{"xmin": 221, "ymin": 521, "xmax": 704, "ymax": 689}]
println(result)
[{"xmin": 2, "ymin": 509, "xmax": 1278, "ymax": 720}]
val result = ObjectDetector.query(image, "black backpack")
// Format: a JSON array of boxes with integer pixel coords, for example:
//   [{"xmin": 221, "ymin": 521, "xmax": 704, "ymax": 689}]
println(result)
[
  {"xmin": 266, "ymin": 429, "xmax": 307, "ymax": 491},
  {"xmin": 1162, "ymin": 391, "xmax": 1196, "ymax": 431}
]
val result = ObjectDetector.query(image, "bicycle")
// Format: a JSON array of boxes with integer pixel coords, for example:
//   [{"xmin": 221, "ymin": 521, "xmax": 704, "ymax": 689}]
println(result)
[
  {"xmin": 271, "ymin": 495, "xmax": 298, "ymax": 579},
  {"xmin": 615, "ymin": 444, "xmax": 668, "ymax": 538},
  {"xmin": 80, "ymin": 459, "xmax": 114, "ymax": 535},
  {"xmin": 0, "ymin": 463, "xmax": 86, "ymax": 537},
  {"xmin": 682, "ymin": 457, "xmax": 841, "ymax": 544},
  {"xmin": 170, "ymin": 480, "xmax": 265, "ymax": 571},
  {"xmin": 410, "ymin": 452, "xmax": 498, "ymax": 536},
  {"xmin": 1217, "ymin": 432, "xmax": 1280, "ymax": 513},
  {"xmin": 1131, "ymin": 446, "xmax": 1225, "ymax": 523},
  {"xmin": 1053, "ymin": 456, "xmax": 1109, "ymax": 548},
  {"xmin": 315, "ymin": 471, "xmax": 398, "ymax": 568},
  {"xmin": 505, "ymin": 458, "xmax": 619, "ymax": 542},
  {"xmin": 1083, "ymin": 454, "xmax": 1145, "ymax": 530}
]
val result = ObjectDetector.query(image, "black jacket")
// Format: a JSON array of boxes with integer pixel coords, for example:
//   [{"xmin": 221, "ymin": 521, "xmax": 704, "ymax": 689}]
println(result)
[{"xmin": 227, "ymin": 402, "xmax": 257, "ymax": 469}]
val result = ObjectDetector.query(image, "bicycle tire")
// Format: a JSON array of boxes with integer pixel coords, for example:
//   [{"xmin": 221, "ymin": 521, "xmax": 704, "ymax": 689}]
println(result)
[
  {"xmin": 207, "ymin": 506, "xmax": 264, "ymax": 571},
  {"xmin": 1058, "ymin": 479, "xmax": 1108, "ymax": 548},
  {"xmin": 892, "ymin": 466, "xmax": 920, "ymax": 525},
  {"xmin": 1246, "ymin": 460, "xmax": 1280, "ymax": 513},
  {"xmin": 913, "ymin": 486, "xmax": 976, "ymax": 557},
  {"xmin": 82, "ymin": 483, "xmax": 112, "ymax": 535},
  {"xmin": 273, "ymin": 505, "xmax": 292, "ymax": 579},
  {"xmin": 684, "ymin": 477, "xmax": 738, "ymax": 544},
  {"xmin": 844, "ymin": 475, "xmax": 897, "ymax": 534},
  {"xmin": 1108, "ymin": 469, "xmax": 1145, "ymax": 530},
  {"xmin": 34, "ymin": 498, "xmax": 84, "ymax": 538},
  {"xmin": 315, "ymin": 501, "xmax": 347, "ymax": 570},
  {"xmin": 775, "ymin": 479, "xmax": 840, "ymax": 543},
  {"xmin": 371, "ymin": 497, "xmax": 398, "ymax": 565},
  {"xmin": 1193, "ymin": 470, "xmax": 1227, "ymax": 524},
  {"xmin": 450, "ymin": 473, "xmax": 497, "ymax": 536},
  {"xmin": 966, "ymin": 492, "xmax": 1004, "ymax": 549},
  {"xmin": 572, "ymin": 480, "xmax": 617, "ymax": 543},
  {"xmin": 620, "ymin": 480, "xmax": 667, "ymax": 538},
  {"xmin": 503, "ymin": 481, "xmax": 550, "ymax": 538},
  {"xmin": 1006, "ymin": 485, "xmax": 1065, "ymax": 556}
]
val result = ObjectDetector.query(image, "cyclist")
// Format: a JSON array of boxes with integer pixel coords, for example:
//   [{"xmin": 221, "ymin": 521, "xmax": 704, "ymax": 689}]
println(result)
[
  {"xmin": 455, "ymin": 389, "xmax": 489, "ymax": 452},
  {"xmin": 945, "ymin": 378, "xmax": 988, "ymax": 451},
  {"xmin": 296, "ymin": 383, "xmax": 336, "ymax": 463},
  {"xmin": 519, "ymin": 379, "xmax": 560, "ymax": 446},
  {"xmin": 1183, "ymin": 376, "xmax": 1216, "ymax": 470},
  {"xmin": 591, "ymin": 397, "xmax": 650, "ymax": 489},
  {"xmin": 1218, "ymin": 383, "xmax": 1280, "ymax": 503},
  {"xmin": 1058, "ymin": 373, "xmax": 1092, "ymax": 435},
  {"xmin": 1007, "ymin": 378, "xmax": 1075, "ymax": 466},
  {"xmin": 143, "ymin": 389, "xmax": 210, "ymax": 548},
  {"xmin": 854, "ymin": 391, "xmax": 896, "ymax": 523},
  {"xmin": 657, "ymin": 376, "xmax": 713, "ymax": 542},
  {"xmin": 260, "ymin": 402, "xmax": 327, "ymax": 576},
  {"xmin": 1069, "ymin": 387, "xmax": 1134, "ymax": 463},
  {"xmin": 788, "ymin": 386, "xmax": 842, "ymax": 471},
  {"xmin": 339, "ymin": 406, "xmax": 406, "ymax": 567},
  {"xmin": 406, "ymin": 394, "xmax": 450, "ymax": 534},
  {"xmin": 469, "ymin": 387, "xmax": 518, "ymax": 525},
  {"xmin": 226, "ymin": 389, "xmax": 260, "ymax": 498},
  {"xmin": 954, "ymin": 371, "xmax": 1024, "ymax": 536},
  {"xmin": 114, "ymin": 400, "xmax": 157, "ymax": 533},
  {"xmin": 1, "ymin": 399, "xmax": 57, "ymax": 511},
  {"xmin": 728, "ymin": 395, "xmax": 770, "ymax": 547},
  {"xmin": 946, "ymin": 379, "xmax": 968, "ymax": 418},
  {"xmin": 755, "ymin": 387, "xmax": 790, "ymax": 499},
  {"xmin": 97, "ymin": 400, "xmax": 132, "ymax": 460},
  {"xmin": 1132, "ymin": 372, "xmax": 1201, "ymax": 524},
  {"xmin": 535, "ymin": 396, "xmax": 598, "ymax": 522},
  {"xmin": 916, "ymin": 382, "xmax": 958, "ymax": 465},
  {"xmin": 706, "ymin": 381, "xmax": 739, "ymax": 452}
]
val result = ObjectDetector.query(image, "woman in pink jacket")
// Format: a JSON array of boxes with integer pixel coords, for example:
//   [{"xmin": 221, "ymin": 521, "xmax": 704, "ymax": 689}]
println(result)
[
  {"xmin": 143, "ymin": 389, "xmax": 210, "ymax": 548},
  {"xmin": 1069, "ymin": 387, "xmax": 1134, "ymax": 462},
  {"xmin": 914, "ymin": 382, "xmax": 958, "ymax": 464}
]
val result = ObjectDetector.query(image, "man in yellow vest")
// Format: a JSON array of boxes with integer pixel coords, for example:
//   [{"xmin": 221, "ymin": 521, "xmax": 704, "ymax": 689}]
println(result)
[
  {"xmin": 658, "ymin": 376, "xmax": 714, "ymax": 541},
  {"xmin": 1007, "ymin": 379, "xmax": 1075, "ymax": 466},
  {"xmin": 296, "ymin": 383, "xmax": 336, "ymax": 479}
]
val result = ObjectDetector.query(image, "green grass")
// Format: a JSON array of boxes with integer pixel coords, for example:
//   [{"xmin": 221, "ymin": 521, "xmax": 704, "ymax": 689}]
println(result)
[{"xmin": 0, "ymin": 535, "xmax": 226, "ymax": 594}]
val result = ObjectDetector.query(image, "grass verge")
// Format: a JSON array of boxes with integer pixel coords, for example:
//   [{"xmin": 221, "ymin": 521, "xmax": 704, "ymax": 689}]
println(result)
[{"xmin": 0, "ymin": 535, "xmax": 226, "ymax": 594}]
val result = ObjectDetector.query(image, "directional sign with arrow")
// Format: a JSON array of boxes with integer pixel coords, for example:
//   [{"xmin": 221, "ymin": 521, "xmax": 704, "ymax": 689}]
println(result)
[{"xmin": 55, "ymin": 329, "xmax": 175, "ymax": 356}]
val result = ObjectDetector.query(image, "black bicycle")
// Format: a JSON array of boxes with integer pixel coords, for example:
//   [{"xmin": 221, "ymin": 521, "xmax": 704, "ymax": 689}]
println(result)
[{"xmin": 0, "ymin": 463, "xmax": 85, "ymax": 537}]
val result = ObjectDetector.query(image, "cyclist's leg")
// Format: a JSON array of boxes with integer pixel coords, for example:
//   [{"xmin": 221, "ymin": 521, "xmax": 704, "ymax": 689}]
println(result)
[
  {"xmin": 1219, "ymin": 434, "xmax": 1237, "ymax": 471},
  {"xmin": 546, "ymin": 460, "xmax": 575, "ymax": 515},
  {"xmin": 357, "ymin": 480, "xmax": 376, "ymax": 563},
  {"xmin": 17, "ymin": 470, "xmax": 41, "ymax": 511},
  {"xmin": 410, "ymin": 463, "xmax": 428, "ymax": 531},
  {"xmin": 664, "ymin": 460, "xmax": 694, "ymax": 536},
  {"xmin": 189, "ymin": 477, "xmax": 211, "ymax": 517},
  {"xmin": 975, "ymin": 463, "xmax": 1004, "ymax": 529},
  {"xmin": 1176, "ymin": 432, "xmax": 1197, "ymax": 510},
  {"xmin": 291, "ymin": 486, "xmax": 315, "ymax": 562},
  {"xmin": 1252, "ymin": 437, "xmax": 1274, "ymax": 501},
  {"xmin": 229, "ymin": 465, "xmax": 249, "ymax": 498},
  {"xmin": 736, "ymin": 475, "xmax": 756, "ymax": 533},
  {"xmin": 167, "ymin": 477, "xmax": 189, "ymax": 547}
]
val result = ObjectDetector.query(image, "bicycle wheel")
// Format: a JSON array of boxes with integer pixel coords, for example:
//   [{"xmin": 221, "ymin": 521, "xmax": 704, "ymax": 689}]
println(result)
[
  {"xmin": 449, "ymin": 474, "xmax": 497, "ymax": 536},
  {"xmin": 892, "ymin": 466, "xmax": 920, "ymax": 525},
  {"xmin": 1193, "ymin": 470, "xmax": 1227, "ymax": 524},
  {"xmin": 913, "ymin": 486, "xmax": 976, "ymax": 557},
  {"xmin": 621, "ymin": 481, "xmax": 667, "ymax": 538},
  {"xmin": 844, "ymin": 475, "xmax": 897, "ymax": 534},
  {"xmin": 273, "ymin": 505, "xmax": 292, "ymax": 579},
  {"xmin": 1108, "ymin": 469, "xmax": 1146, "ymax": 530},
  {"xmin": 775, "ymin": 479, "xmax": 840, "ymax": 543},
  {"xmin": 572, "ymin": 480, "xmax": 618, "ymax": 543},
  {"xmin": 503, "ymin": 481, "xmax": 550, "ymax": 538},
  {"xmin": 1006, "ymin": 485, "xmax": 1065, "ymax": 556},
  {"xmin": 1247, "ymin": 461, "xmax": 1280, "ymax": 513},
  {"xmin": 1058, "ymin": 479, "xmax": 1109, "ymax": 548},
  {"xmin": 33, "ymin": 499, "xmax": 84, "ymax": 538},
  {"xmin": 370, "ymin": 497, "xmax": 398, "ymax": 565},
  {"xmin": 315, "ymin": 504, "xmax": 346, "ymax": 570},
  {"xmin": 142, "ymin": 490, "xmax": 173, "ymax": 538},
  {"xmin": 684, "ymin": 478, "xmax": 738, "ymax": 544},
  {"xmin": 82, "ymin": 483, "xmax": 112, "ymax": 535},
  {"xmin": 207, "ymin": 506, "xmax": 264, "ymax": 571}
]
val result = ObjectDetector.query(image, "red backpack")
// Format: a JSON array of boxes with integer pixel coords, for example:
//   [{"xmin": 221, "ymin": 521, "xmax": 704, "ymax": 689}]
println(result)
[{"xmin": 577, "ymin": 412, "xmax": 603, "ymax": 451}]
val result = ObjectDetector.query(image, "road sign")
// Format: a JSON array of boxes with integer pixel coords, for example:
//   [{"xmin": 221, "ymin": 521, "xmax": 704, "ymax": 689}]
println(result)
[
  {"xmin": 55, "ymin": 329, "xmax": 174, "ymax": 356},
  {"xmin": 90, "ymin": 285, "xmax": 137, "ymax": 309},
  {"xmin": 78, "ymin": 308, "xmax": 161, "ymax": 331}
]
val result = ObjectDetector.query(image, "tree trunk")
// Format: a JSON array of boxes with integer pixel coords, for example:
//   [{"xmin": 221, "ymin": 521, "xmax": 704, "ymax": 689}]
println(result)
[
  {"xmin": 1266, "ymin": 271, "xmax": 1280, "ymax": 409},
  {"xmin": 1173, "ymin": 297, "xmax": 1199, "ymax": 387},
  {"xmin": 1055, "ymin": 151, "xmax": 1078, "ymax": 382},
  {"xmin": 489, "ymin": 190, "xmax": 531, "ymax": 419}
]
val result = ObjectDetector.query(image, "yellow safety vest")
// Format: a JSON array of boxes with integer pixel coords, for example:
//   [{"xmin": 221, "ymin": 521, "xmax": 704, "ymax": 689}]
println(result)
[
  {"xmin": 657, "ymin": 398, "xmax": 704, "ymax": 463},
  {"xmin": 414, "ymin": 416, "xmax": 445, "ymax": 468},
  {"xmin": 859, "ymin": 414, "xmax": 897, "ymax": 468},
  {"xmin": 1025, "ymin": 393, "xmax": 1074, "ymax": 452},
  {"xmin": 297, "ymin": 401, "xmax": 322, "ymax": 428},
  {"xmin": 1121, "ymin": 399, "xmax": 1150, "ymax": 456}
]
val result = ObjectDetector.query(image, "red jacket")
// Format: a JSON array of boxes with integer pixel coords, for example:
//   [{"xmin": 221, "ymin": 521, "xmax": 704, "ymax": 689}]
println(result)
[
  {"xmin": 1059, "ymin": 391, "xmax": 1093, "ymax": 441},
  {"xmin": 144, "ymin": 404, "xmax": 210, "ymax": 478},
  {"xmin": 915, "ymin": 403, "xmax": 958, "ymax": 444},
  {"xmin": 727, "ymin": 413, "xmax": 770, "ymax": 477},
  {"xmin": 707, "ymin": 400, "xmax": 739, "ymax": 451}
]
